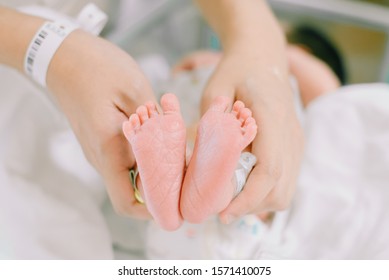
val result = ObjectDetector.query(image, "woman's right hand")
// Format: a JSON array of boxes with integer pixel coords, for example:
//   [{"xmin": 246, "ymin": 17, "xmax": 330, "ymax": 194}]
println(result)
[
  {"xmin": 1, "ymin": 6, "xmax": 155, "ymax": 218},
  {"xmin": 46, "ymin": 29, "xmax": 156, "ymax": 218}
]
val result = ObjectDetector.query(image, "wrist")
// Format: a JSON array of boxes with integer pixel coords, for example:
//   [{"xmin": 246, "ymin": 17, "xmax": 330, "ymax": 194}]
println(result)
[{"xmin": 25, "ymin": 21, "xmax": 78, "ymax": 87}]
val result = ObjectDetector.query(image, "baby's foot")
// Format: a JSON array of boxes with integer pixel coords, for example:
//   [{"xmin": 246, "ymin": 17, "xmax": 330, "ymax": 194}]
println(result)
[
  {"xmin": 123, "ymin": 93, "xmax": 186, "ymax": 231},
  {"xmin": 181, "ymin": 96, "xmax": 257, "ymax": 223}
]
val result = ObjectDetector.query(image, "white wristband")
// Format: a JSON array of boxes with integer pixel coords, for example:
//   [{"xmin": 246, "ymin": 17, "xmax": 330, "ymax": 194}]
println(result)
[
  {"xmin": 24, "ymin": 21, "xmax": 77, "ymax": 87},
  {"xmin": 76, "ymin": 3, "xmax": 108, "ymax": 35}
]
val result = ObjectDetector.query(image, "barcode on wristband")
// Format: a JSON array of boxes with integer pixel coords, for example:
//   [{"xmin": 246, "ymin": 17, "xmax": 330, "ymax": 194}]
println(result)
[
  {"xmin": 26, "ymin": 29, "xmax": 49, "ymax": 75},
  {"xmin": 24, "ymin": 21, "xmax": 77, "ymax": 86}
]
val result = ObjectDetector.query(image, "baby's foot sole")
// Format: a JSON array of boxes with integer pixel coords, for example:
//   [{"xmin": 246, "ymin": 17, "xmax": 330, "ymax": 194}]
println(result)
[
  {"xmin": 123, "ymin": 93, "xmax": 186, "ymax": 231},
  {"xmin": 181, "ymin": 96, "xmax": 257, "ymax": 223}
]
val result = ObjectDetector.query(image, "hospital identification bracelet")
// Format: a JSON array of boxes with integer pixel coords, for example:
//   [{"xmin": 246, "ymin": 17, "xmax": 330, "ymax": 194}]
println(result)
[{"xmin": 24, "ymin": 21, "xmax": 78, "ymax": 87}]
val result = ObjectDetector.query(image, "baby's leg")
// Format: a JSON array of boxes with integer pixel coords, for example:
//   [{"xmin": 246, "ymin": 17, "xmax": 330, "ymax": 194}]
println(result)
[
  {"xmin": 287, "ymin": 45, "xmax": 340, "ymax": 107},
  {"xmin": 181, "ymin": 96, "xmax": 257, "ymax": 223},
  {"xmin": 123, "ymin": 93, "xmax": 186, "ymax": 231}
]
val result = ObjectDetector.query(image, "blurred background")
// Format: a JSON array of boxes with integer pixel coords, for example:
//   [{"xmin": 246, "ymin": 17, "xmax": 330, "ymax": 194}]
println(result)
[
  {"xmin": 1, "ymin": 0, "xmax": 388, "ymax": 260},
  {"xmin": 105, "ymin": 0, "xmax": 389, "ymax": 85}
]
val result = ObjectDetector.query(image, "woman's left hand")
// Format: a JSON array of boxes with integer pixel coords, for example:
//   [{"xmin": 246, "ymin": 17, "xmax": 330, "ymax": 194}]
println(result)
[{"xmin": 200, "ymin": 49, "xmax": 304, "ymax": 224}]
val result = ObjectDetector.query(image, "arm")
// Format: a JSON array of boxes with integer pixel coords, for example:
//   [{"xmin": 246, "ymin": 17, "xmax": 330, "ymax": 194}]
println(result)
[
  {"xmin": 195, "ymin": 0, "xmax": 289, "ymax": 103},
  {"xmin": 195, "ymin": 0, "xmax": 304, "ymax": 222},
  {"xmin": 0, "ymin": 6, "xmax": 44, "ymax": 69},
  {"xmin": 195, "ymin": 0, "xmax": 285, "ymax": 55},
  {"xmin": 0, "ymin": 5, "xmax": 155, "ymax": 218}
]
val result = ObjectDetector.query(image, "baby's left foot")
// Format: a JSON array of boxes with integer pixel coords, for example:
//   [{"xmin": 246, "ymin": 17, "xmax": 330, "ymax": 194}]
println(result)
[{"xmin": 181, "ymin": 96, "xmax": 257, "ymax": 223}]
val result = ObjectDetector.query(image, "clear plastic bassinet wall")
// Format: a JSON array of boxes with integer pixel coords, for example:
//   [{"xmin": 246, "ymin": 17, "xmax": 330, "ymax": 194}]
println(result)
[{"xmin": 109, "ymin": 0, "xmax": 389, "ymax": 84}]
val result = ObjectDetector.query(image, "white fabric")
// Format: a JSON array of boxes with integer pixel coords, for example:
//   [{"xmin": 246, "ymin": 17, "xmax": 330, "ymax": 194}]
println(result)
[
  {"xmin": 0, "ymin": 0, "xmax": 111, "ymax": 18},
  {"xmin": 0, "ymin": 65, "xmax": 109, "ymax": 259},
  {"xmin": 286, "ymin": 84, "xmax": 389, "ymax": 259}
]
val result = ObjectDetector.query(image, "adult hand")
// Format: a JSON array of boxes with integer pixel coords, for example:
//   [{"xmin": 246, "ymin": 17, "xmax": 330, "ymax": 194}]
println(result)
[
  {"xmin": 193, "ymin": 0, "xmax": 304, "ymax": 223},
  {"xmin": 174, "ymin": 48, "xmax": 304, "ymax": 222},
  {"xmin": 46, "ymin": 29, "xmax": 155, "ymax": 218},
  {"xmin": 200, "ymin": 48, "xmax": 304, "ymax": 224}
]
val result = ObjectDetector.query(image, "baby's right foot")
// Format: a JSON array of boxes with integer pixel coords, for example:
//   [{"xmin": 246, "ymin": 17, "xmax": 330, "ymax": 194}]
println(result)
[
  {"xmin": 123, "ymin": 93, "xmax": 186, "ymax": 231},
  {"xmin": 181, "ymin": 96, "xmax": 257, "ymax": 223}
]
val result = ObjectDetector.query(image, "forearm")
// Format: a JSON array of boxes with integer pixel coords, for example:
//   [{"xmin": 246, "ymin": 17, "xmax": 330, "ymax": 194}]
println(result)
[
  {"xmin": 195, "ymin": 0, "xmax": 289, "ymax": 76},
  {"xmin": 0, "ymin": 5, "xmax": 44, "ymax": 71}
]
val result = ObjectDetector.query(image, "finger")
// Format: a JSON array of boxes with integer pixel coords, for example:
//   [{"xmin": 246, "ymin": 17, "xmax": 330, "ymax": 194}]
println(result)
[
  {"xmin": 219, "ymin": 110, "xmax": 284, "ymax": 223},
  {"xmin": 220, "ymin": 106, "xmax": 301, "ymax": 223},
  {"xmin": 114, "ymin": 73, "xmax": 157, "ymax": 118},
  {"xmin": 105, "ymin": 168, "xmax": 151, "ymax": 219},
  {"xmin": 219, "ymin": 166, "xmax": 275, "ymax": 224},
  {"xmin": 252, "ymin": 144, "xmax": 300, "ymax": 213},
  {"xmin": 101, "ymin": 133, "xmax": 152, "ymax": 219},
  {"xmin": 245, "ymin": 113, "xmax": 302, "ymax": 214},
  {"xmin": 251, "ymin": 185, "xmax": 290, "ymax": 214},
  {"xmin": 200, "ymin": 81, "xmax": 235, "ymax": 115}
]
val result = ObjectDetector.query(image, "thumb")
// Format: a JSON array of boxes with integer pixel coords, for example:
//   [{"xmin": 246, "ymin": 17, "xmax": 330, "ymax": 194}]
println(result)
[{"xmin": 200, "ymin": 76, "xmax": 235, "ymax": 115}]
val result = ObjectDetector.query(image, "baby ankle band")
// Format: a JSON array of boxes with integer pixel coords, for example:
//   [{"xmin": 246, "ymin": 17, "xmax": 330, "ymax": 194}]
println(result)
[{"xmin": 233, "ymin": 152, "xmax": 257, "ymax": 197}]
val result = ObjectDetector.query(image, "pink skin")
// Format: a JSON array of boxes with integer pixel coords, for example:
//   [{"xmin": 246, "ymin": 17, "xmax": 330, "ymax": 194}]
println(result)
[
  {"xmin": 123, "ymin": 94, "xmax": 257, "ymax": 229},
  {"xmin": 181, "ymin": 96, "xmax": 257, "ymax": 223},
  {"xmin": 287, "ymin": 45, "xmax": 340, "ymax": 107},
  {"xmin": 175, "ymin": 47, "xmax": 340, "ymax": 222},
  {"xmin": 122, "ymin": 93, "xmax": 186, "ymax": 231}
]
